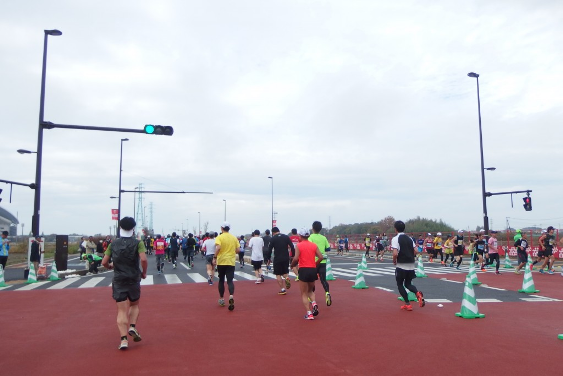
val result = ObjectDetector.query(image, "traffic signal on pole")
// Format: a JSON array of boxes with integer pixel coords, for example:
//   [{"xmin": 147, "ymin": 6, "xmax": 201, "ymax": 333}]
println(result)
[
  {"xmin": 144, "ymin": 124, "xmax": 174, "ymax": 136},
  {"xmin": 523, "ymin": 196, "xmax": 532, "ymax": 211}
]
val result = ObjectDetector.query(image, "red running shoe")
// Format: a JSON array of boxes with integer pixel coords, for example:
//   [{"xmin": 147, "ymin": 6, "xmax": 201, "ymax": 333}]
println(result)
[
  {"xmin": 400, "ymin": 304, "xmax": 413, "ymax": 311},
  {"xmin": 416, "ymin": 291, "xmax": 425, "ymax": 307}
]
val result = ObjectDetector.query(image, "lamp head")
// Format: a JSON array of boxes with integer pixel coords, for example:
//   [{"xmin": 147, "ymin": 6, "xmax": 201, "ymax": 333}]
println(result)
[
  {"xmin": 467, "ymin": 72, "xmax": 479, "ymax": 78},
  {"xmin": 45, "ymin": 29, "xmax": 62, "ymax": 36},
  {"xmin": 121, "ymin": 138, "xmax": 129, "ymax": 142}
]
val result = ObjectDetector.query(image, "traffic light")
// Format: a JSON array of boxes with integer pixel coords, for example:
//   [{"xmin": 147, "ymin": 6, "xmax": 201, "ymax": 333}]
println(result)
[
  {"xmin": 523, "ymin": 196, "xmax": 532, "ymax": 211},
  {"xmin": 144, "ymin": 124, "xmax": 174, "ymax": 136}
]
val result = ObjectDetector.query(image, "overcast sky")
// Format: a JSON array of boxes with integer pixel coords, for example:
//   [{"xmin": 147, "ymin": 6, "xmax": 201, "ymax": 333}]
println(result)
[{"xmin": 1, "ymin": 0, "xmax": 562, "ymax": 237}]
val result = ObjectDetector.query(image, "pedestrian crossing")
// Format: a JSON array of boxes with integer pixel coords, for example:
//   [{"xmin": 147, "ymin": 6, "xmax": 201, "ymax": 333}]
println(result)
[{"xmin": 0, "ymin": 262, "xmax": 517, "ymax": 292}]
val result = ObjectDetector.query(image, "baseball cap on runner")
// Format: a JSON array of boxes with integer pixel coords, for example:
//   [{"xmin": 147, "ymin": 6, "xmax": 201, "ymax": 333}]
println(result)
[
  {"xmin": 516, "ymin": 229, "xmax": 522, "ymax": 233},
  {"xmin": 427, "ymin": 233, "xmax": 431, "ymax": 236},
  {"xmin": 221, "ymin": 221, "xmax": 230, "ymax": 228},
  {"xmin": 298, "ymin": 228, "xmax": 310, "ymax": 237},
  {"xmin": 458, "ymin": 229, "xmax": 464, "ymax": 233},
  {"xmin": 437, "ymin": 232, "xmax": 442, "ymax": 236}
]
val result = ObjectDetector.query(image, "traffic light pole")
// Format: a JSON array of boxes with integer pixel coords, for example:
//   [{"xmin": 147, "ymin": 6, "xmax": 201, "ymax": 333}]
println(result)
[
  {"xmin": 41, "ymin": 121, "xmax": 149, "ymax": 134},
  {"xmin": 485, "ymin": 189, "xmax": 532, "ymax": 197}
]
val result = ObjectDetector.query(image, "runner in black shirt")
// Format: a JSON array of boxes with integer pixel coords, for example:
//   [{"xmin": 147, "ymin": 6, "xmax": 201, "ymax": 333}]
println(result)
[
  {"xmin": 268, "ymin": 227, "xmax": 295, "ymax": 295},
  {"xmin": 262, "ymin": 229, "xmax": 273, "ymax": 273}
]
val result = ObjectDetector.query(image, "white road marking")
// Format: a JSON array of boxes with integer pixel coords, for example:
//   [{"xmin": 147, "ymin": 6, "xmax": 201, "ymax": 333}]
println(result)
[
  {"xmin": 78, "ymin": 277, "xmax": 105, "ymax": 288},
  {"xmin": 164, "ymin": 274, "xmax": 182, "ymax": 284}
]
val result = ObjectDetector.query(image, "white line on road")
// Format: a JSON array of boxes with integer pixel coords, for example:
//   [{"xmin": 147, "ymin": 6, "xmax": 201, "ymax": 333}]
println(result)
[
  {"xmin": 374, "ymin": 287, "xmax": 393, "ymax": 292},
  {"xmin": 141, "ymin": 275, "xmax": 154, "ymax": 285},
  {"xmin": 425, "ymin": 299, "xmax": 452, "ymax": 303},
  {"xmin": 187, "ymin": 273, "xmax": 208, "ymax": 283},
  {"xmin": 15, "ymin": 282, "xmax": 50, "ymax": 291},
  {"xmin": 476, "ymin": 298, "xmax": 502, "ymax": 303},
  {"xmin": 48, "ymin": 278, "xmax": 79, "ymax": 289},
  {"xmin": 440, "ymin": 279, "xmax": 463, "ymax": 284},
  {"xmin": 234, "ymin": 271, "xmax": 259, "ymax": 280},
  {"xmin": 164, "ymin": 274, "xmax": 182, "ymax": 284},
  {"xmin": 78, "ymin": 277, "xmax": 105, "ymax": 288},
  {"xmin": 480, "ymin": 285, "xmax": 506, "ymax": 291}
]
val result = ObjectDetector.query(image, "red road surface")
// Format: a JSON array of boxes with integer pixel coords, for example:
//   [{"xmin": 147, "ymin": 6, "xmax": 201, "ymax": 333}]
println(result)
[{"xmin": 1, "ymin": 278, "xmax": 560, "ymax": 376}]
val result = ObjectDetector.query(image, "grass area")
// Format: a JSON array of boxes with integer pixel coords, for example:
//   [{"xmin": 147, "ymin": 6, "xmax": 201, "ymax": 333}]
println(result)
[{"xmin": 6, "ymin": 242, "xmax": 80, "ymax": 267}]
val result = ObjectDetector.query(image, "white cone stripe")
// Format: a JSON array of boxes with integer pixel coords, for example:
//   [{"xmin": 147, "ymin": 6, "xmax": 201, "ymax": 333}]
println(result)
[{"xmin": 461, "ymin": 299, "xmax": 479, "ymax": 313}]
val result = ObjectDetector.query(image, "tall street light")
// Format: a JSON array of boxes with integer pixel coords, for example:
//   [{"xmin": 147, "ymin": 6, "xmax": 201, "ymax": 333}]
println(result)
[
  {"xmin": 32, "ymin": 29, "xmax": 62, "ymax": 237},
  {"xmin": 117, "ymin": 138, "xmax": 129, "ymax": 237},
  {"xmin": 268, "ymin": 176, "xmax": 273, "ymax": 229},
  {"xmin": 198, "ymin": 211, "xmax": 201, "ymax": 237},
  {"xmin": 223, "ymin": 199, "xmax": 227, "ymax": 221},
  {"xmin": 468, "ymin": 72, "xmax": 489, "ymax": 238}
]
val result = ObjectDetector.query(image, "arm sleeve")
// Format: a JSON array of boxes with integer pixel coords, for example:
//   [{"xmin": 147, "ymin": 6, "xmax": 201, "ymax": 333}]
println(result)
[{"xmin": 104, "ymin": 243, "xmax": 112, "ymax": 257}]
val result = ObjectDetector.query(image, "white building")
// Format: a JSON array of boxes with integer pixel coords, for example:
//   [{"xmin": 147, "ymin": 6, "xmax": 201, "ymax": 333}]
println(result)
[{"xmin": 0, "ymin": 206, "xmax": 19, "ymax": 235}]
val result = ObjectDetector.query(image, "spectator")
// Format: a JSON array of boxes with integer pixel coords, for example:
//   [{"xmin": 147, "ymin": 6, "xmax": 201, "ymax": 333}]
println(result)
[
  {"xmin": 0, "ymin": 231, "xmax": 9, "ymax": 270},
  {"xmin": 30, "ymin": 236, "xmax": 42, "ymax": 273}
]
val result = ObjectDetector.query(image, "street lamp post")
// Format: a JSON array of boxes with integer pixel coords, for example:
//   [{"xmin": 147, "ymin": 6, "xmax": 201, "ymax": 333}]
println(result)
[
  {"xmin": 468, "ymin": 72, "xmax": 489, "ymax": 237},
  {"xmin": 117, "ymin": 138, "xmax": 129, "ymax": 237},
  {"xmin": 223, "ymin": 199, "xmax": 226, "ymax": 221},
  {"xmin": 32, "ymin": 29, "xmax": 62, "ymax": 237},
  {"xmin": 268, "ymin": 176, "xmax": 273, "ymax": 229}
]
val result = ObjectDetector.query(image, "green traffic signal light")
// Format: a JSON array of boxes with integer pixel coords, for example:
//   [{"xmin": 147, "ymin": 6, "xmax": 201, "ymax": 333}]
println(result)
[{"xmin": 144, "ymin": 124, "xmax": 173, "ymax": 136}]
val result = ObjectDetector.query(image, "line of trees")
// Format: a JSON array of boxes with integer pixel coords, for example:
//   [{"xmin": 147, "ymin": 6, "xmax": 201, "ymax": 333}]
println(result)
[{"xmin": 327, "ymin": 216, "xmax": 455, "ymax": 235}]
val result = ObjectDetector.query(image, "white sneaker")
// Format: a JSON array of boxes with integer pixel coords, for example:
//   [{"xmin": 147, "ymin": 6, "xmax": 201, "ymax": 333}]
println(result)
[{"xmin": 255, "ymin": 280, "xmax": 261, "ymax": 284}]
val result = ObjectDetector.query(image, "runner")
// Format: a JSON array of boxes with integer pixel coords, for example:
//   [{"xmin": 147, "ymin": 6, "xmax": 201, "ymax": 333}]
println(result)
[
  {"xmin": 268, "ymin": 227, "xmax": 294, "ymax": 295},
  {"xmin": 473, "ymin": 233, "xmax": 486, "ymax": 271},
  {"xmin": 484, "ymin": 231, "xmax": 500, "ymax": 274},
  {"xmin": 248, "ymin": 230, "xmax": 265, "ymax": 284},
  {"xmin": 309, "ymin": 221, "xmax": 332, "ymax": 306},
  {"xmin": 538, "ymin": 226, "xmax": 556, "ymax": 274},
  {"xmin": 514, "ymin": 231, "xmax": 529, "ymax": 274},
  {"xmin": 344, "ymin": 235, "xmax": 349, "ymax": 254},
  {"xmin": 214, "ymin": 222, "xmax": 239, "ymax": 311},
  {"xmin": 290, "ymin": 228, "xmax": 323, "ymax": 320},
  {"xmin": 433, "ymin": 232, "xmax": 444, "ymax": 265},
  {"xmin": 153, "ymin": 235, "xmax": 166, "ymax": 274},
  {"xmin": 238, "ymin": 235, "xmax": 246, "ymax": 268},
  {"xmin": 416, "ymin": 235, "xmax": 424, "ymax": 259},
  {"xmin": 392, "ymin": 220, "xmax": 425, "ymax": 311},
  {"xmin": 289, "ymin": 229, "xmax": 300, "ymax": 280},
  {"xmin": 375, "ymin": 238, "xmax": 385, "ymax": 261},
  {"xmin": 202, "ymin": 232, "xmax": 216, "ymax": 285},
  {"xmin": 169, "ymin": 232, "xmax": 180, "ymax": 269},
  {"xmin": 186, "ymin": 233, "xmax": 197, "ymax": 268},
  {"xmin": 101, "ymin": 217, "xmax": 147, "ymax": 350},
  {"xmin": 381, "ymin": 233, "xmax": 389, "ymax": 253},
  {"xmin": 451, "ymin": 230, "xmax": 466, "ymax": 270},
  {"xmin": 262, "ymin": 229, "xmax": 272, "ymax": 273},
  {"xmin": 443, "ymin": 234, "xmax": 454, "ymax": 266},
  {"xmin": 531, "ymin": 229, "xmax": 547, "ymax": 271},
  {"xmin": 337, "ymin": 235, "xmax": 344, "ymax": 256},
  {"xmin": 424, "ymin": 233, "xmax": 434, "ymax": 262},
  {"xmin": 364, "ymin": 233, "xmax": 372, "ymax": 258}
]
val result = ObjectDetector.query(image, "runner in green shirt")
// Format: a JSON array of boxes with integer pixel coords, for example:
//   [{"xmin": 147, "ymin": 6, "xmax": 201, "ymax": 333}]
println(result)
[{"xmin": 308, "ymin": 221, "xmax": 332, "ymax": 306}]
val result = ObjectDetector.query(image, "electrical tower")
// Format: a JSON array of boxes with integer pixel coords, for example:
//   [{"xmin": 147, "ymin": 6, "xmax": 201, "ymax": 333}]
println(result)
[{"xmin": 135, "ymin": 183, "xmax": 145, "ymax": 229}]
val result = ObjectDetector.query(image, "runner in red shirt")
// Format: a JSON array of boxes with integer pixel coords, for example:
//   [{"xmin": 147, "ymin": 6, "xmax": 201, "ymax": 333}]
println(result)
[
  {"xmin": 153, "ymin": 235, "xmax": 167, "ymax": 274},
  {"xmin": 290, "ymin": 228, "xmax": 323, "ymax": 320}
]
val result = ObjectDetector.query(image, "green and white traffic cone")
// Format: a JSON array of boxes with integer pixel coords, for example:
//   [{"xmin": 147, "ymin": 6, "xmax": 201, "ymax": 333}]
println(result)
[
  {"xmin": 467, "ymin": 260, "xmax": 482, "ymax": 285},
  {"xmin": 26, "ymin": 264, "xmax": 38, "ymax": 284},
  {"xmin": 0, "ymin": 264, "xmax": 7, "ymax": 287},
  {"xmin": 455, "ymin": 276, "xmax": 485, "ymax": 319},
  {"xmin": 415, "ymin": 256, "xmax": 428, "ymax": 278},
  {"xmin": 503, "ymin": 249, "xmax": 513, "ymax": 269},
  {"xmin": 558, "ymin": 334, "xmax": 563, "ymax": 340},
  {"xmin": 325, "ymin": 257, "xmax": 336, "ymax": 281},
  {"xmin": 351, "ymin": 265, "xmax": 369, "ymax": 289},
  {"xmin": 518, "ymin": 258, "xmax": 539, "ymax": 293},
  {"xmin": 49, "ymin": 261, "xmax": 61, "ymax": 281},
  {"xmin": 398, "ymin": 287, "xmax": 418, "ymax": 302},
  {"xmin": 359, "ymin": 254, "xmax": 368, "ymax": 270}
]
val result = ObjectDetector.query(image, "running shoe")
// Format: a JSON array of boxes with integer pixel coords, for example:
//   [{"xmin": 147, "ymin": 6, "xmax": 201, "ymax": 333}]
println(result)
[
  {"xmin": 530, "ymin": 264, "xmax": 534, "ymax": 271},
  {"xmin": 312, "ymin": 302, "xmax": 319, "ymax": 316},
  {"xmin": 278, "ymin": 290, "xmax": 287, "ymax": 295},
  {"xmin": 326, "ymin": 292, "xmax": 332, "ymax": 306},
  {"xmin": 548, "ymin": 270, "xmax": 554, "ymax": 275},
  {"xmin": 128, "ymin": 327, "xmax": 142, "ymax": 342},
  {"xmin": 449, "ymin": 262, "xmax": 454, "ymax": 267},
  {"xmin": 441, "ymin": 261, "xmax": 445, "ymax": 265},
  {"xmin": 400, "ymin": 304, "xmax": 413, "ymax": 311},
  {"xmin": 455, "ymin": 266, "xmax": 461, "ymax": 270},
  {"xmin": 514, "ymin": 270, "xmax": 521, "ymax": 274},
  {"xmin": 416, "ymin": 291, "xmax": 425, "ymax": 307},
  {"xmin": 481, "ymin": 268, "xmax": 486, "ymax": 272},
  {"xmin": 260, "ymin": 275, "xmax": 265, "ymax": 283},
  {"xmin": 429, "ymin": 258, "xmax": 433, "ymax": 263},
  {"xmin": 495, "ymin": 271, "xmax": 500, "ymax": 275},
  {"xmin": 218, "ymin": 298, "xmax": 225, "ymax": 307},
  {"xmin": 304, "ymin": 313, "xmax": 315, "ymax": 320},
  {"xmin": 228, "ymin": 297, "xmax": 235, "ymax": 311},
  {"xmin": 158, "ymin": 271, "xmax": 162, "ymax": 275},
  {"xmin": 191, "ymin": 263, "xmax": 194, "ymax": 268},
  {"xmin": 539, "ymin": 269, "xmax": 544, "ymax": 274},
  {"xmin": 208, "ymin": 278, "xmax": 213, "ymax": 285},
  {"xmin": 173, "ymin": 264, "xmax": 177, "ymax": 269},
  {"xmin": 285, "ymin": 277, "xmax": 291, "ymax": 290},
  {"xmin": 255, "ymin": 280, "xmax": 261, "ymax": 284},
  {"xmin": 295, "ymin": 277, "xmax": 300, "ymax": 282},
  {"xmin": 118, "ymin": 339, "xmax": 128, "ymax": 350}
]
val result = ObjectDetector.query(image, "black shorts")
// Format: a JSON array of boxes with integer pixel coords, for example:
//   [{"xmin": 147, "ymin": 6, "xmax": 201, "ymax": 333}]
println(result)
[
  {"xmin": 206, "ymin": 254, "xmax": 215, "ymax": 265},
  {"xmin": 537, "ymin": 251, "xmax": 545, "ymax": 258},
  {"xmin": 251, "ymin": 260, "xmax": 263, "ymax": 271},
  {"xmin": 263, "ymin": 251, "xmax": 272, "ymax": 262},
  {"xmin": 476, "ymin": 250, "xmax": 484, "ymax": 256},
  {"xmin": 425, "ymin": 248, "xmax": 433, "ymax": 254},
  {"xmin": 112, "ymin": 282, "xmax": 141, "ymax": 303},
  {"xmin": 517, "ymin": 252, "xmax": 528, "ymax": 265},
  {"xmin": 273, "ymin": 260, "xmax": 289, "ymax": 276},
  {"xmin": 298, "ymin": 267, "xmax": 318, "ymax": 283},
  {"xmin": 454, "ymin": 248, "xmax": 464, "ymax": 256},
  {"xmin": 544, "ymin": 249, "xmax": 553, "ymax": 257}
]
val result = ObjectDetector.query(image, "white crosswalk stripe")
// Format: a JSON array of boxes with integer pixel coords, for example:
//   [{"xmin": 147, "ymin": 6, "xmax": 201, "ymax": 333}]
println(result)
[
  {"xmin": 16, "ymin": 282, "xmax": 50, "ymax": 291},
  {"xmin": 164, "ymin": 274, "xmax": 182, "ymax": 284},
  {"xmin": 78, "ymin": 277, "xmax": 104, "ymax": 288},
  {"xmin": 48, "ymin": 277, "xmax": 80, "ymax": 289},
  {"xmin": 187, "ymin": 273, "xmax": 208, "ymax": 283},
  {"xmin": 141, "ymin": 275, "xmax": 154, "ymax": 285}
]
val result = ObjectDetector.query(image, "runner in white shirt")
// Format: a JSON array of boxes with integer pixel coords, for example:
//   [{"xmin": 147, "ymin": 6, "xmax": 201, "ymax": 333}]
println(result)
[
  {"xmin": 248, "ymin": 230, "xmax": 265, "ymax": 284},
  {"xmin": 202, "ymin": 232, "xmax": 217, "ymax": 285}
]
